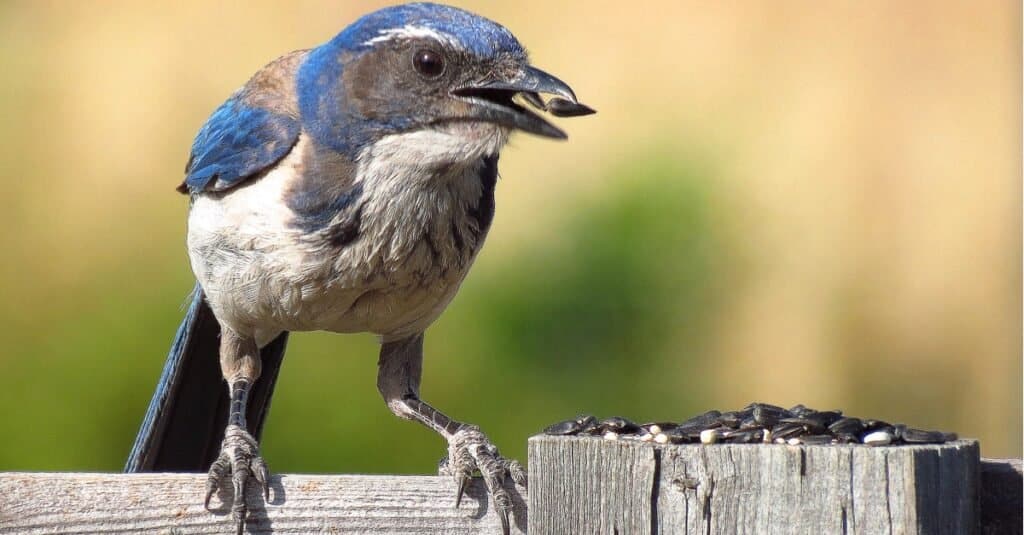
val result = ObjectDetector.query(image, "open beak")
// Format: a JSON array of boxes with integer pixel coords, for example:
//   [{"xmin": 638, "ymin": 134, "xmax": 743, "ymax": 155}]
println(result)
[{"xmin": 451, "ymin": 65, "xmax": 595, "ymax": 139}]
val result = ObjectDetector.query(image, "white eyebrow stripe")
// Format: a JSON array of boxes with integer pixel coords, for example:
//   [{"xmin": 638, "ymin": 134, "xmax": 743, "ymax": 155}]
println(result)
[{"xmin": 363, "ymin": 24, "xmax": 458, "ymax": 48}]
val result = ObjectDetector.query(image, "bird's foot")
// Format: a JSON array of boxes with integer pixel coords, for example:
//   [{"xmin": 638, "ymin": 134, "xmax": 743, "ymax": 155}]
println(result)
[
  {"xmin": 205, "ymin": 425, "xmax": 270, "ymax": 535},
  {"xmin": 439, "ymin": 425, "xmax": 526, "ymax": 535}
]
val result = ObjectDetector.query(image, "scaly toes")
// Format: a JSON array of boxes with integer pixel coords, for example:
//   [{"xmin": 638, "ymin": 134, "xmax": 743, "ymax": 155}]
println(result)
[
  {"xmin": 204, "ymin": 425, "xmax": 269, "ymax": 534},
  {"xmin": 252, "ymin": 456, "xmax": 270, "ymax": 501},
  {"xmin": 205, "ymin": 455, "xmax": 231, "ymax": 509},
  {"xmin": 445, "ymin": 426, "xmax": 523, "ymax": 535},
  {"xmin": 504, "ymin": 458, "xmax": 527, "ymax": 488}
]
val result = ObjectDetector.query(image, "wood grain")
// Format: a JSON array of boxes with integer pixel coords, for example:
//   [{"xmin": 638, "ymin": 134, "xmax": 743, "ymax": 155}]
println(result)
[
  {"xmin": 527, "ymin": 434, "xmax": 658, "ymax": 534},
  {"xmin": 529, "ymin": 436, "xmax": 983, "ymax": 535},
  {"xmin": 0, "ymin": 472, "xmax": 526, "ymax": 534},
  {"xmin": 3, "ymin": 442, "xmax": 1019, "ymax": 534}
]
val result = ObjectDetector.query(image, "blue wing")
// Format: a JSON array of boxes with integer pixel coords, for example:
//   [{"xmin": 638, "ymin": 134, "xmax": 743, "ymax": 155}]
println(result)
[{"xmin": 179, "ymin": 96, "xmax": 300, "ymax": 193}]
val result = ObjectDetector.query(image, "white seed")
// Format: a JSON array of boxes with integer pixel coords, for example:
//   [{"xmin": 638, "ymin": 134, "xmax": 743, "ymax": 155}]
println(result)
[
  {"xmin": 863, "ymin": 430, "xmax": 893, "ymax": 446},
  {"xmin": 762, "ymin": 429, "xmax": 773, "ymax": 443},
  {"xmin": 700, "ymin": 429, "xmax": 719, "ymax": 444},
  {"xmin": 774, "ymin": 438, "xmax": 786, "ymax": 444},
  {"xmin": 649, "ymin": 425, "xmax": 662, "ymax": 435},
  {"xmin": 787, "ymin": 438, "xmax": 801, "ymax": 446},
  {"xmin": 654, "ymin": 433, "xmax": 669, "ymax": 444},
  {"xmin": 603, "ymin": 431, "xmax": 619, "ymax": 441},
  {"xmin": 639, "ymin": 433, "xmax": 654, "ymax": 442}
]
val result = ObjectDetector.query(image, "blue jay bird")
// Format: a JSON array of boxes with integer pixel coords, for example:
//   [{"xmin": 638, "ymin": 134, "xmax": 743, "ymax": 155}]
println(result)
[{"xmin": 125, "ymin": 3, "xmax": 593, "ymax": 534}]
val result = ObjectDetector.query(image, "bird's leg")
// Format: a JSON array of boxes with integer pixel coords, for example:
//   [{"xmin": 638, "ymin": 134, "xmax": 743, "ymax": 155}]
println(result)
[
  {"xmin": 377, "ymin": 333, "xmax": 525, "ymax": 534},
  {"xmin": 205, "ymin": 328, "xmax": 270, "ymax": 535}
]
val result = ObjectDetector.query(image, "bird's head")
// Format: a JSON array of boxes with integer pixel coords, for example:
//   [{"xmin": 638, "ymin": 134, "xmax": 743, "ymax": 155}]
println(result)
[{"xmin": 297, "ymin": 2, "xmax": 593, "ymax": 164}]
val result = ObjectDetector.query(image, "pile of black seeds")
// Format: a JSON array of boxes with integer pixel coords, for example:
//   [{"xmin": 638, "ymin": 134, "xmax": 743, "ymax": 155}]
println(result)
[{"xmin": 543, "ymin": 402, "xmax": 958, "ymax": 446}]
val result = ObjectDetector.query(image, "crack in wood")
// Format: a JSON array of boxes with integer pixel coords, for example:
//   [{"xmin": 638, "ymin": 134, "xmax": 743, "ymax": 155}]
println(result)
[{"xmin": 649, "ymin": 448, "xmax": 661, "ymax": 535}]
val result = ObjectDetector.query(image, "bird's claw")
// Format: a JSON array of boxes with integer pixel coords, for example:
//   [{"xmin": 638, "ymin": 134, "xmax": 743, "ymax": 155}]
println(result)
[
  {"xmin": 439, "ymin": 425, "xmax": 526, "ymax": 535},
  {"xmin": 204, "ymin": 425, "xmax": 269, "ymax": 534}
]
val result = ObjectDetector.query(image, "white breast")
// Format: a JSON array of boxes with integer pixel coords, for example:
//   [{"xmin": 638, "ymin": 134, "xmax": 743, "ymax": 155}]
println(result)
[{"xmin": 187, "ymin": 130, "xmax": 499, "ymax": 346}]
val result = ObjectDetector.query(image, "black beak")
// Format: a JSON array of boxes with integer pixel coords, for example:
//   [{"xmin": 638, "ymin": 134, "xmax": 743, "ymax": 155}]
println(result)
[{"xmin": 451, "ymin": 65, "xmax": 595, "ymax": 139}]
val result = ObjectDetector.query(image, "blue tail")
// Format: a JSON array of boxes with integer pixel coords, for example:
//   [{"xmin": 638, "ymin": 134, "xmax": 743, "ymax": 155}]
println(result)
[{"xmin": 125, "ymin": 285, "xmax": 289, "ymax": 472}]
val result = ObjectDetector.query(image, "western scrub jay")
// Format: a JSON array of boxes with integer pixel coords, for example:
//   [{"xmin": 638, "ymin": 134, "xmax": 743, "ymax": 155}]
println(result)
[{"xmin": 125, "ymin": 3, "xmax": 593, "ymax": 533}]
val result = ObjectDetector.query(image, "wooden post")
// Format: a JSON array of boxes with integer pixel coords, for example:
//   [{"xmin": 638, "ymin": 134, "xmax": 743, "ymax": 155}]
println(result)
[{"xmin": 529, "ymin": 436, "xmax": 982, "ymax": 534}]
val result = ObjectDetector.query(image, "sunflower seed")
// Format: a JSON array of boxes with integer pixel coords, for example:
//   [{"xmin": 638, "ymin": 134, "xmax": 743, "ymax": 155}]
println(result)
[
  {"xmin": 789, "ymin": 404, "xmax": 813, "ymax": 417},
  {"xmin": 828, "ymin": 417, "xmax": 864, "ymax": 435},
  {"xmin": 804, "ymin": 410, "xmax": 844, "ymax": 428},
  {"xmin": 779, "ymin": 416, "xmax": 827, "ymax": 434},
  {"xmin": 544, "ymin": 419, "xmax": 583, "ymax": 435},
  {"xmin": 599, "ymin": 416, "xmax": 640, "ymax": 434},
  {"xmin": 546, "ymin": 97, "xmax": 597, "ymax": 117},
  {"xmin": 578, "ymin": 415, "xmax": 600, "ymax": 434},
  {"xmin": 900, "ymin": 427, "xmax": 951, "ymax": 444},
  {"xmin": 753, "ymin": 404, "xmax": 787, "ymax": 427},
  {"xmin": 862, "ymin": 419, "xmax": 892, "ymax": 432},
  {"xmin": 679, "ymin": 410, "xmax": 723, "ymax": 431},
  {"xmin": 833, "ymin": 433, "xmax": 860, "ymax": 444},
  {"xmin": 739, "ymin": 417, "xmax": 761, "ymax": 429},
  {"xmin": 745, "ymin": 402, "xmax": 789, "ymax": 413},
  {"xmin": 771, "ymin": 422, "xmax": 806, "ymax": 440},
  {"xmin": 700, "ymin": 428, "xmax": 722, "ymax": 444},
  {"xmin": 718, "ymin": 411, "xmax": 743, "ymax": 428},
  {"xmin": 724, "ymin": 429, "xmax": 763, "ymax": 443},
  {"xmin": 863, "ymin": 430, "xmax": 894, "ymax": 446}
]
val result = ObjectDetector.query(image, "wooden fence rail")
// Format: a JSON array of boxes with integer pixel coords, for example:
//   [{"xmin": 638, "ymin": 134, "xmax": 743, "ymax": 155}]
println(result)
[{"xmin": 0, "ymin": 437, "xmax": 1019, "ymax": 534}]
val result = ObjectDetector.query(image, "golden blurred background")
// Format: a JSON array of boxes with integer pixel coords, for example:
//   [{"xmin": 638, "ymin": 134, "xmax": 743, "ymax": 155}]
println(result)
[{"xmin": 0, "ymin": 0, "xmax": 1019, "ymax": 474}]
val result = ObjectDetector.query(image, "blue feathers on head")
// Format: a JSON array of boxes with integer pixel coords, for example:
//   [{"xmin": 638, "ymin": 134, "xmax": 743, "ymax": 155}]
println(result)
[
  {"xmin": 334, "ymin": 2, "xmax": 525, "ymax": 59},
  {"xmin": 297, "ymin": 3, "xmax": 525, "ymax": 158}
]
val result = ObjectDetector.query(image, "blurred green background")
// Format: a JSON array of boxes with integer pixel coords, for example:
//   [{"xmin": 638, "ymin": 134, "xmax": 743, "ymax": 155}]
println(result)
[{"xmin": 0, "ymin": 0, "xmax": 1019, "ymax": 475}]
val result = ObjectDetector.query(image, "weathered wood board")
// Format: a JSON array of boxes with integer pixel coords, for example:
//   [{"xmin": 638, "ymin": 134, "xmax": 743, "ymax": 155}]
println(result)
[
  {"xmin": 2, "ymin": 440, "xmax": 1018, "ymax": 534},
  {"xmin": 0, "ymin": 472, "xmax": 526, "ymax": 534},
  {"xmin": 529, "ymin": 435, "xmax": 982, "ymax": 535}
]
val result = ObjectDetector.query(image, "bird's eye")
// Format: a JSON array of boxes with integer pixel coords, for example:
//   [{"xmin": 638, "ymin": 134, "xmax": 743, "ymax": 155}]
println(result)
[{"xmin": 413, "ymin": 49, "xmax": 445, "ymax": 78}]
